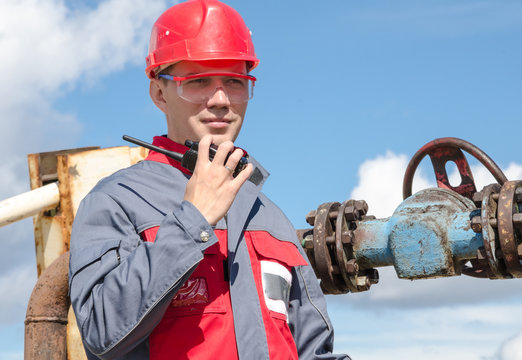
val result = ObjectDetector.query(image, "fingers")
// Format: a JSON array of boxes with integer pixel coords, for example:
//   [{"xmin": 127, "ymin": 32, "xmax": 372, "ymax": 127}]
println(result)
[
  {"xmin": 232, "ymin": 163, "xmax": 253, "ymax": 184},
  {"xmin": 196, "ymin": 135, "xmax": 213, "ymax": 166},
  {"xmin": 224, "ymin": 148, "xmax": 245, "ymax": 176},
  {"xmin": 194, "ymin": 136, "xmax": 250, "ymax": 180},
  {"xmin": 212, "ymin": 140, "xmax": 235, "ymax": 166},
  {"xmin": 184, "ymin": 137, "xmax": 253, "ymax": 226}
]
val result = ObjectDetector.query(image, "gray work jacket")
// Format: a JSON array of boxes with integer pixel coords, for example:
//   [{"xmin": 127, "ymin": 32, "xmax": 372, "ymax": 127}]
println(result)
[{"xmin": 69, "ymin": 155, "xmax": 350, "ymax": 360}]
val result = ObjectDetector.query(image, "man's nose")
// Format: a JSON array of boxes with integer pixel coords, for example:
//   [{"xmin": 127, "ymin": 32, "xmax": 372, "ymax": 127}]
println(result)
[{"xmin": 206, "ymin": 80, "xmax": 231, "ymax": 107}]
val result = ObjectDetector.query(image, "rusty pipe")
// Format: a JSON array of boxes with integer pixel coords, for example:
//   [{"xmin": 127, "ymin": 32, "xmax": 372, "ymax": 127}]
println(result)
[{"xmin": 25, "ymin": 251, "xmax": 70, "ymax": 360}]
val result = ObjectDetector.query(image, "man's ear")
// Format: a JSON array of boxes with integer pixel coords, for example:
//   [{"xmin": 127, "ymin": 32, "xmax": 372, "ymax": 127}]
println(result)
[{"xmin": 149, "ymin": 79, "xmax": 168, "ymax": 114}]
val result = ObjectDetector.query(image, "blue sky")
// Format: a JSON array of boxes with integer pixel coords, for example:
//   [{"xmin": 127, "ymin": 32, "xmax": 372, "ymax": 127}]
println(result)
[{"xmin": 0, "ymin": 0, "xmax": 521, "ymax": 359}]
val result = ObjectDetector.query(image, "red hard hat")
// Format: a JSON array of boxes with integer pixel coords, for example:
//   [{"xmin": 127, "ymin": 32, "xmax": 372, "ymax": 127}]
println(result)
[{"xmin": 145, "ymin": 0, "xmax": 259, "ymax": 79}]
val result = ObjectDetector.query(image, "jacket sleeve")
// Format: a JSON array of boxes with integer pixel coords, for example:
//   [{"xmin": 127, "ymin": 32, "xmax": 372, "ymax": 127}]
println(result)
[
  {"xmin": 68, "ymin": 191, "xmax": 218, "ymax": 359},
  {"xmin": 288, "ymin": 263, "xmax": 351, "ymax": 359}
]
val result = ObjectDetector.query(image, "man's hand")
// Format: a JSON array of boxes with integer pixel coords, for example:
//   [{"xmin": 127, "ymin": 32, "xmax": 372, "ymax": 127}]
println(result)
[{"xmin": 184, "ymin": 135, "xmax": 253, "ymax": 226}]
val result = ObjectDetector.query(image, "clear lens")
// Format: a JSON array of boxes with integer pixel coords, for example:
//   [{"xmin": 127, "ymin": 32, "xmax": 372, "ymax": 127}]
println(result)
[{"xmin": 177, "ymin": 75, "xmax": 254, "ymax": 104}]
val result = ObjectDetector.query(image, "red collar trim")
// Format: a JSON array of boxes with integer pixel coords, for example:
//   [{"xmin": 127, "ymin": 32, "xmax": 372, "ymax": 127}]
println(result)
[{"xmin": 144, "ymin": 136, "xmax": 192, "ymax": 175}]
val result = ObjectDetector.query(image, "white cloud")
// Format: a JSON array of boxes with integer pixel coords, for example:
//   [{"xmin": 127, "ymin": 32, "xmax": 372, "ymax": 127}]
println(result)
[
  {"xmin": 0, "ymin": 0, "xmax": 169, "ymax": 154},
  {"xmin": 0, "ymin": 264, "xmax": 36, "ymax": 324},
  {"xmin": 0, "ymin": 0, "xmax": 171, "ymax": 333},
  {"xmin": 350, "ymin": 150, "xmax": 434, "ymax": 218},
  {"xmin": 499, "ymin": 331, "xmax": 522, "ymax": 360},
  {"xmin": 330, "ymin": 266, "xmax": 522, "ymax": 311},
  {"xmin": 0, "ymin": 0, "xmax": 169, "ymax": 94},
  {"xmin": 352, "ymin": 150, "xmax": 522, "ymax": 221},
  {"xmin": 330, "ymin": 298, "xmax": 522, "ymax": 360}
]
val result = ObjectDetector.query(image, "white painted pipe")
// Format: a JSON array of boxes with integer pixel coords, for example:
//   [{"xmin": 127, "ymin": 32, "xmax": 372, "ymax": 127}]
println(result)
[{"xmin": 0, "ymin": 182, "xmax": 60, "ymax": 228}]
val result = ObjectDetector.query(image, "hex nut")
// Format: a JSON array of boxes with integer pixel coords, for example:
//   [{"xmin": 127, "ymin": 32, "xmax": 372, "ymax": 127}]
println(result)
[
  {"xmin": 306, "ymin": 210, "xmax": 316, "ymax": 226},
  {"xmin": 471, "ymin": 216, "xmax": 482, "ymax": 233}
]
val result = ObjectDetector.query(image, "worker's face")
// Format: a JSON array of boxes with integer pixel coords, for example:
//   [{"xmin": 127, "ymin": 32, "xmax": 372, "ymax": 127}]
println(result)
[{"xmin": 149, "ymin": 60, "xmax": 249, "ymax": 145}]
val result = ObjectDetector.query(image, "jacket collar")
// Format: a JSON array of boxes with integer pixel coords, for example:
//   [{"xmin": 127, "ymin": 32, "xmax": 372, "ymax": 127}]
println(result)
[
  {"xmin": 144, "ymin": 135, "xmax": 192, "ymax": 175},
  {"xmin": 144, "ymin": 135, "xmax": 270, "ymax": 187}
]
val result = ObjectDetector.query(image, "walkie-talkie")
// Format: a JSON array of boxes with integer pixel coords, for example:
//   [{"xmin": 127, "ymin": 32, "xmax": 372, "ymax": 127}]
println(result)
[
  {"xmin": 182, "ymin": 139, "xmax": 248, "ymax": 178},
  {"xmin": 122, "ymin": 135, "xmax": 248, "ymax": 178}
]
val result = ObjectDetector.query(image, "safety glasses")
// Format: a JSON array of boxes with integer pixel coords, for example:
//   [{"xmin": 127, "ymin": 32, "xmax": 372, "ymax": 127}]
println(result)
[{"xmin": 158, "ymin": 72, "xmax": 256, "ymax": 104}]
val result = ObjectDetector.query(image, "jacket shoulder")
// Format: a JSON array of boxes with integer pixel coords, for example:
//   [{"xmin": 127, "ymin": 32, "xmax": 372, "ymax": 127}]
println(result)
[
  {"xmin": 77, "ymin": 160, "xmax": 188, "ymax": 234},
  {"xmin": 247, "ymin": 193, "xmax": 299, "ymax": 244},
  {"xmin": 91, "ymin": 160, "xmax": 185, "ymax": 193}
]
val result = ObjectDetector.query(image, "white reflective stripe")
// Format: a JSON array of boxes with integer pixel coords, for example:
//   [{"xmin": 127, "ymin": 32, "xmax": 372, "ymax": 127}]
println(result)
[
  {"xmin": 260, "ymin": 261, "xmax": 292, "ymax": 319},
  {"xmin": 261, "ymin": 260, "xmax": 292, "ymax": 283},
  {"xmin": 265, "ymin": 296, "xmax": 287, "ymax": 318}
]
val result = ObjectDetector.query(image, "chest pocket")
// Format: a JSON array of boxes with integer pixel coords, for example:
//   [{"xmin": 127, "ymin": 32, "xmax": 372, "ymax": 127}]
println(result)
[
  {"xmin": 167, "ymin": 243, "xmax": 227, "ymax": 317},
  {"xmin": 249, "ymin": 231, "xmax": 309, "ymax": 320},
  {"xmin": 140, "ymin": 226, "xmax": 228, "ymax": 317}
]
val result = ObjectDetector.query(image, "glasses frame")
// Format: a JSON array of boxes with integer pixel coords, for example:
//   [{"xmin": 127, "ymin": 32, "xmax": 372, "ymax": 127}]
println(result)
[{"xmin": 158, "ymin": 72, "xmax": 256, "ymax": 104}]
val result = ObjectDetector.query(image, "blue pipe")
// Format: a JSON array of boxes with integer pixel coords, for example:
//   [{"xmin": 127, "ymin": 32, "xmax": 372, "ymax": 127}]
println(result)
[{"xmin": 353, "ymin": 188, "xmax": 482, "ymax": 279}]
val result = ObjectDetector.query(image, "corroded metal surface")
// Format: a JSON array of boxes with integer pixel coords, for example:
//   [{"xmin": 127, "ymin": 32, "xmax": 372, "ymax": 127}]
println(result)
[
  {"xmin": 25, "ymin": 252, "xmax": 70, "ymax": 360},
  {"xmin": 28, "ymin": 147, "xmax": 98, "ymax": 277},
  {"xmin": 22, "ymin": 145, "xmax": 149, "ymax": 358},
  {"xmin": 299, "ymin": 200, "xmax": 377, "ymax": 294},
  {"xmin": 403, "ymin": 137, "xmax": 507, "ymax": 200},
  {"xmin": 388, "ymin": 188, "xmax": 476, "ymax": 279},
  {"xmin": 312, "ymin": 202, "xmax": 346, "ymax": 294},
  {"xmin": 299, "ymin": 137, "xmax": 522, "ymax": 295},
  {"xmin": 463, "ymin": 182, "xmax": 522, "ymax": 279},
  {"xmin": 475, "ymin": 184, "xmax": 503, "ymax": 278},
  {"xmin": 498, "ymin": 181, "xmax": 522, "ymax": 277},
  {"xmin": 299, "ymin": 187, "xmax": 486, "ymax": 292},
  {"xmin": 28, "ymin": 146, "xmax": 149, "ymax": 276},
  {"xmin": 430, "ymin": 146, "xmax": 476, "ymax": 198},
  {"xmin": 335, "ymin": 200, "xmax": 355, "ymax": 292}
]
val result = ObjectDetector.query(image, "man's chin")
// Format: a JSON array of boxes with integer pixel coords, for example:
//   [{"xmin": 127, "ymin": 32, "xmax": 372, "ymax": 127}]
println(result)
[
  {"xmin": 209, "ymin": 134, "xmax": 237, "ymax": 145},
  {"xmin": 202, "ymin": 129, "xmax": 239, "ymax": 145}
]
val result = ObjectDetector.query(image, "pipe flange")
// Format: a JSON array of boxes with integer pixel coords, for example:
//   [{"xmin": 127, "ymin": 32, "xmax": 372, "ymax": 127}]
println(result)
[
  {"xmin": 304, "ymin": 200, "xmax": 376, "ymax": 294},
  {"xmin": 334, "ymin": 200, "xmax": 357, "ymax": 292},
  {"xmin": 498, "ymin": 180, "xmax": 522, "ymax": 277},
  {"xmin": 312, "ymin": 202, "xmax": 348, "ymax": 294},
  {"xmin": 480, "ymin": 184, "xmax": 504, "ymax": 278}
]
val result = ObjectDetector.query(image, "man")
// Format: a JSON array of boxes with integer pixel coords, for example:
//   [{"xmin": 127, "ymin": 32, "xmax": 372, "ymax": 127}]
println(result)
[{"xmin": 69, "ymin": 1, "xmax": 349, "ymax": 359}]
